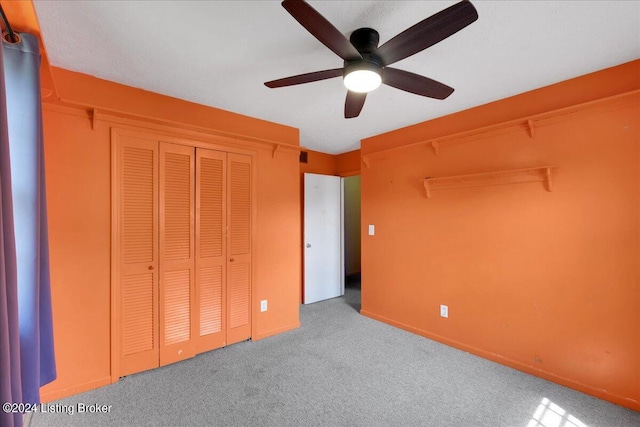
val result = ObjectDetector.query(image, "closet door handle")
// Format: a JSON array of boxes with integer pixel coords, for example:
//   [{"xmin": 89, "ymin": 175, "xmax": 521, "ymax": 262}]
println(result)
[
  {"xmin": 229, "ymin": 258, "xmax": 235, "ymax": 263},
  {"xmin": 148, "ymin": 265, "xmax": 154, "ymax": 270}
]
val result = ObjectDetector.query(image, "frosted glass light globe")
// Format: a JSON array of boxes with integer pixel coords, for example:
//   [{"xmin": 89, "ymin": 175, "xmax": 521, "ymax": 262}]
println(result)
[{"xmin": 344, "ymin": 69, "xmax": 382, "ymax": 93}]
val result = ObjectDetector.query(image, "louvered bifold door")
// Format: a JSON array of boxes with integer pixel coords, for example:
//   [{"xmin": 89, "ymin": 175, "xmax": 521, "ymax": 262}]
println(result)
[
  {"xmin": 117, "ymin": 136, "xmax": 159, "ymax": 376},
  {"xmin": 159, "ymin": 143, "xmax": 196, "ymax": 366},
  {"xmin": 226, "ymin": 153, "xmax": 252, "ymax": 345},
  {"xmin": 195, "ymin": 148, "xmax": 227, "ymax": 353}
]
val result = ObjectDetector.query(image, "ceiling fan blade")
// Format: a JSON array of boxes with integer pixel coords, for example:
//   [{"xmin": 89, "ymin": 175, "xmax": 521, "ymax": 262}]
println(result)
[
  {"xmin": 375, "ymin": 0, "xmax": 478, "ymax": 66},
  {"xmin": 345, "ymin": 91, "xmax": 367, "ymax": 118},
  {"xmin": 383, "ymin": 67, "xmax": 454, "ymax": 99},
  {"xmin": 282, "ymin": 0, "xmax": 362, "ymax": 61},
  {"xmin": 265, "ymin": 68, "xmax": 343, "ymax": 88}
]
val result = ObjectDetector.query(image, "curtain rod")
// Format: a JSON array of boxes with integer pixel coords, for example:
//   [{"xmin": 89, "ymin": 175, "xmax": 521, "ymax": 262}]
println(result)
[{"xmin": 0, "ymin": 4, "xmax": 18, "ymax": 43}]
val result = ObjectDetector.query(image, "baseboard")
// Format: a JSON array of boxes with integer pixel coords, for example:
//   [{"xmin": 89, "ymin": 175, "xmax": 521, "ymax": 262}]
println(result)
[
  {"xmin": 360, "ymin": 309, "xmax": 640, "ymax": 412},
  {"xmin": 253, "ymin": 321, "xmax": 300, "ymax": 341},
  {"xmin": 40, "ymin": 376, "xmax": 112, "ymax": 403}
]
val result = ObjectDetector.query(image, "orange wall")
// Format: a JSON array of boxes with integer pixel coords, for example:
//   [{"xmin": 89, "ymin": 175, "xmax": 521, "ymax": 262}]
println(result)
[
  {"xmin": 300, "ymin": 149, "xmax": 337, "ymax": 175},
  {"xmin": 360, "ymin": 60, "xmax": 640, "ymax": 410},
  {"xmin": 336, "ymin": 150, "xmax": 361, "ymax": 176},
  {"xmin": 42, "ymin": 108, "xmax": 112, "ymax": 397},
  {"xmin": 39, "ymin": 72, "xmax": 301, "ymax": 401},
  {"xmin": 300, "ymin": 148, "xmax": 361, "ymax": 176}
]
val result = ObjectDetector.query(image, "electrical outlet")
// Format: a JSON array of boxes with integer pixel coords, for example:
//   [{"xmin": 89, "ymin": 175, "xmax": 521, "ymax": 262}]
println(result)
[
  {"xmin": 368, "ymin": 224, "xmax": 375, "ymax": 236},
  {"xmin": 260, "ymin": 300, "xmax": 268, "ymax": 312},
  {"xmin": 440, "ymin": 304, "xmax": 448, "ymax": 318}
]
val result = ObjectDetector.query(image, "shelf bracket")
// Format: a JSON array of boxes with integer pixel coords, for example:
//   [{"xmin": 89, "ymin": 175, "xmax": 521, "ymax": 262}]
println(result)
[
  {"xmin": 423, "ymin": 179, "xmax": 432, "ymax": 199},
  {"xmin": 272, "ymin": 144, "xmax": 280, "ymax": 159},
  {"xmin": 92, "ymin": 108, "xmax": 99, "ymax": 130},
  {"xmin": 362, "ymin": 157, "xmax": 370, "ymax": 169},
  {"xmin": 527, "ymin": 119, "xmax": 536, "ymax": 138},
  {"xmin": 545, "ymin": 166, "xmax": 553, "ymax": 192},
  {"xmin": 431, "ymin": 140, "xmax": 440, "ymax": 156}
]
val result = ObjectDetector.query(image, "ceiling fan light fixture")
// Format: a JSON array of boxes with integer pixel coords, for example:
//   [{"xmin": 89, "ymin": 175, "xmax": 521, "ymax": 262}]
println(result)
[
  {"xmin": 343, "ymin": 62, "xmax": 382, "ymax": 93},
  {"xmin": 268, "ymin": 0, "xmax": 479, "ymax": 117}
]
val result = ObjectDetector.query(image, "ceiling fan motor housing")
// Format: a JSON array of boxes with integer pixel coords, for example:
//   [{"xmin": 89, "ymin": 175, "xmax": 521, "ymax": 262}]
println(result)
[
  {"xmin": 350, "ymin": 27, "xmax": 379, "ymax": 54},
  {"xmin": 344, "ymin": 27, "xmax": 384, "ymax": 78}
]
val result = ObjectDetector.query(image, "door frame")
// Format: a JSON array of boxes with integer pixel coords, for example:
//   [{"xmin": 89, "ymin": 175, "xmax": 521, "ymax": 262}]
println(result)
[
  {"xmin": 302, "ymin": 173, "xmax": 345, "ymax": 304},
  {"xmin": 341, "ymin": 174, "xmax": 361, "ymax": 281},
  {"xmin": 110, "ymin": 126, "xmax": 257, "ymax": 381}
]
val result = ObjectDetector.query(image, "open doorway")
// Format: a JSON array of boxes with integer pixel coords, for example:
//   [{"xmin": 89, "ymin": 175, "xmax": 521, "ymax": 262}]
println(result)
[{"xmin": 342, "ymin": 175, "xmax": 361, "ymax": 311}]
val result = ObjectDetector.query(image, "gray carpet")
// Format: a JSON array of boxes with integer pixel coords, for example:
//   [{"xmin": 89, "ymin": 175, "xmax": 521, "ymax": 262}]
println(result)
[{"xmin": 30, "ymin": 284, "xmax": 639, "ymax": 427}]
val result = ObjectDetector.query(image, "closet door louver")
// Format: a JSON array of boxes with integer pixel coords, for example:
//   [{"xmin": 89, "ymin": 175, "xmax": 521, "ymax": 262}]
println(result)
[
  {"xmin": 195, "ymin": 149, "xmax": 227, "ymax": 353},
  {"xmin": 117, "ymin": 136, "xmax": 159, "ymax": 376},
  {"xmin": 114, "ymin": 131, "xmax": 254, "ymax": 378},
  {"xmin": 159, "ymin": 143, "xmax": 196, "ymax": 366},
  {"xmin": 226, "ymin": 153, "xmax": 252, "ymax": 345}
]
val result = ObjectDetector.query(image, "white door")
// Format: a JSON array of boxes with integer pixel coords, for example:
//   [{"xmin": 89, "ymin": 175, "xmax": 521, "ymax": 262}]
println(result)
[{"xmin": 304, "ymin": 173, "xmax": 343, "ymax": 304}]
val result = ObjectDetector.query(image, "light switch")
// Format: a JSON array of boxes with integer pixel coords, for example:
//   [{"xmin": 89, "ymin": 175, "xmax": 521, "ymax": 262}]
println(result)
[{"xmin": 368, "ymin": 225, "xmax": 375, "ymax": 236}]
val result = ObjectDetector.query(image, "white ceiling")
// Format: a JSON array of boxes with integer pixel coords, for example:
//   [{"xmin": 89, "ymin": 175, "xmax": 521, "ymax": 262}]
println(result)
[{"xmin": 33, "ymin": 1, "xmax": 640, "ymax": 154}]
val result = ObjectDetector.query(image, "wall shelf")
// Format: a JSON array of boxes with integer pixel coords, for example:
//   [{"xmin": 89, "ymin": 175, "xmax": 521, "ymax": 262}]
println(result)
[
  {"xmin": 421, "ymin": 166, "xmax": 556, "ymax": 199},
  {"xmin": 363, "ymin": 90, "xmax": 639, "ymax": 160}
]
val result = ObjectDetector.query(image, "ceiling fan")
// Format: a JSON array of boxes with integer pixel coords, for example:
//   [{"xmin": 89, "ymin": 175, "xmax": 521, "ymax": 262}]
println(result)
[{"xmin": 264, "ymin": 0, "xmax": 478, "ymax": 118}]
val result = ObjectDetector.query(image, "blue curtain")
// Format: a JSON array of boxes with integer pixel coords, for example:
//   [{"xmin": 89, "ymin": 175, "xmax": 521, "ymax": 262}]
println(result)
[
  {"xmin": 0, "ymin": 30, "xmax": 23, "ymax": 427},
  {"xmin": 0, "ymin": 31, "xmax": 56, "ymax": 426}
]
